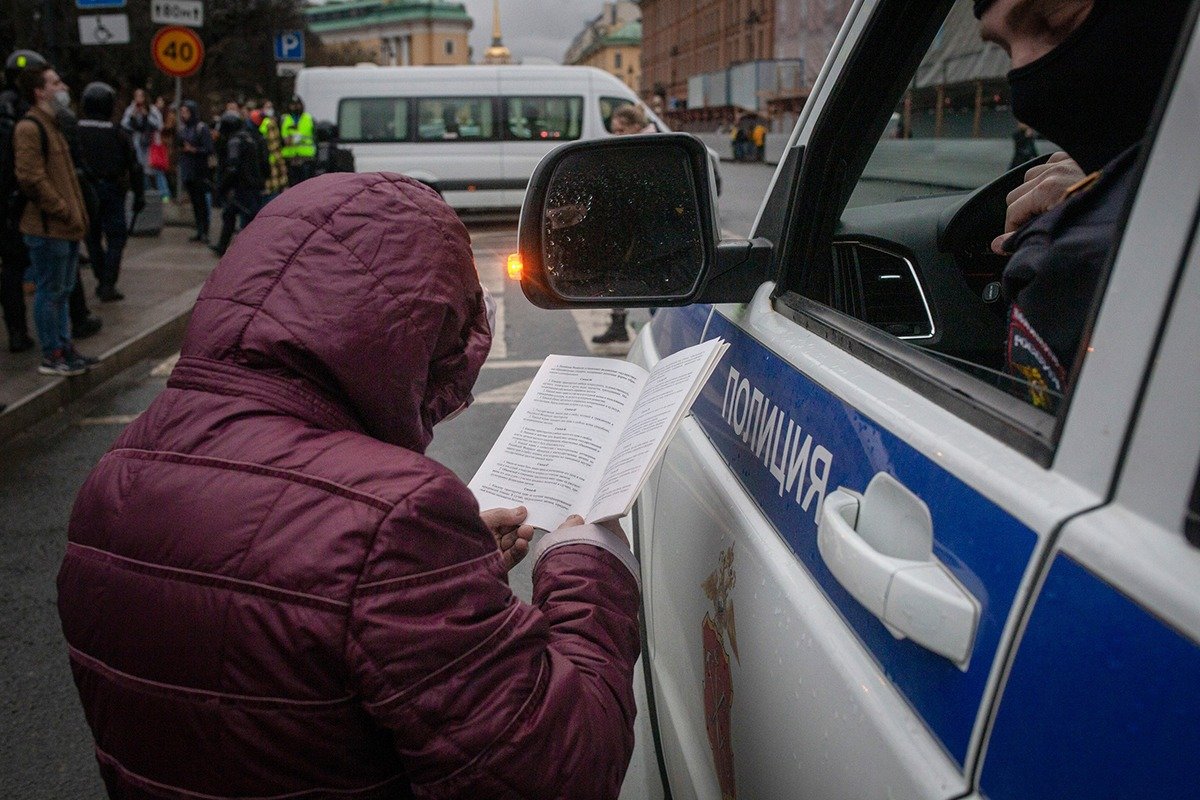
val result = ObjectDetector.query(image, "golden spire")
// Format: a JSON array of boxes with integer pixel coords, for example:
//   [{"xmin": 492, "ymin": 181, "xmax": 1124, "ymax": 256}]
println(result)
[{"xmin": 484, "ymin": 0, "xmax": 512, "ymax": 63}]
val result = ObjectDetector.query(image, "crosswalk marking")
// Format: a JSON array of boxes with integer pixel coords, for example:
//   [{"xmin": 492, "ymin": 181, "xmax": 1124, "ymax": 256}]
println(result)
[
  {"xmin": 473, "ymin": 378, "xmax": 534, "ymax": 405},
  {"xmin": 77, "ymin": 414, "xmax": 140, "ymax": 426}
]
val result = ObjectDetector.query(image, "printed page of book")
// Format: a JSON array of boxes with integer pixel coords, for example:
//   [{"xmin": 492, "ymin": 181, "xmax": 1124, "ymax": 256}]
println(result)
[
  {"xmin": 585, "ymin": 338, "xmax": 727, "ymax": 523},
  {"xmin": 469, "ymin": 355, "xmax": 649, "ymax": 531}
]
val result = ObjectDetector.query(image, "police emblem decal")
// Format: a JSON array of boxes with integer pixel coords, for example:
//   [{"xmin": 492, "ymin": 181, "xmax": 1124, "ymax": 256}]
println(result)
[{"xmin": 702, "ymin": 544, "xmax": 738, "ymax": 799}]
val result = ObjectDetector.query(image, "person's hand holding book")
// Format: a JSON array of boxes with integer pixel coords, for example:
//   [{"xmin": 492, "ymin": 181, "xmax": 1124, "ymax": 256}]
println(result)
[{"xmin": 481, "ymin": 506, "xmax": 535, "ymax": 571}]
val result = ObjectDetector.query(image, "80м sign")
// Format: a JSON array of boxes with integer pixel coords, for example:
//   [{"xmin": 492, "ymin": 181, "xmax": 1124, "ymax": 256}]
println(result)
[
  {"xmin": 151, "ymin": 26, "xmax": 204, "ymax": 78},
  {"xmin": 151, "ymin": 0, "xmax": 204, "ymax": 27}
]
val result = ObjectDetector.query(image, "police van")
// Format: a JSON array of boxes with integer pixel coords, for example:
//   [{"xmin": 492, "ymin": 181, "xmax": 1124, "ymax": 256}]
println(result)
[
  {"xmin": 294, "ymin": 64, "xmax": 712, "ymax": 211},
  {"xmin": 517, "ymin": 0, "xmax": 1200, "ymax": 797}
]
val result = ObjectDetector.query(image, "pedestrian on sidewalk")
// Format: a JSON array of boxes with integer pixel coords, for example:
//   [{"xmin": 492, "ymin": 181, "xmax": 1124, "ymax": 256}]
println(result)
[
  {"xmin": 57, "ymin": 102, "xmax": 104, "ymax": 340},
  {"xmin": 592, "ymin": 103, "xmax": 656, "ymax": 346},
  {"xmin": 154, "ymin": 94, "xmax": 175, "ymax": 200},
  {"xmin": 12, "ymin": 59, "xmax": 97, "ymax": 375},
  {"xmin": 76, "ymin": 82, "xmax": 143, "ymax": 303},
  {"xmin": 59, "ymin": 172, "xmax": 641, "ymax": 798},
  {"xmin": 0, "ymin": 50, "xmax": 38, "ymax": 354},
  {"xmin": 210, "ymin": 111, "xmax": 264, "ymax": 257},
  {"xmin": 176, "ymin": 100, "xmax": 212, "ymax": 244},
  {"xmin": 250, "ymin": 105, "xmax": 288, "ymax": 204},
  {"xmin": 121, "ymin": 88, "xmax": 164, "ymax": 196}
]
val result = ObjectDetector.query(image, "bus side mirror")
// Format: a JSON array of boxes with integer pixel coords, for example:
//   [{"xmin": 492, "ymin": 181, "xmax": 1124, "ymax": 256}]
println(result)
[{"xmin": 517, "ymin": 133, "xmax": 771, "ymax": 309}]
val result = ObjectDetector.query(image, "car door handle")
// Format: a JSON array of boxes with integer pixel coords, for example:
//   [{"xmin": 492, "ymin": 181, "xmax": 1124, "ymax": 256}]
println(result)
[{"xmin": 817, "ymin": 473, "xmax": 980, "ymax": 667}]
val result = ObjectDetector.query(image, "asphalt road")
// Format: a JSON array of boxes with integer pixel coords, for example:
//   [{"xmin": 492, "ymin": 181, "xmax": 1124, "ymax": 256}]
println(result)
[{"xmin": 0, "ymin": 160, "xmax": 775, "ymax": 797}]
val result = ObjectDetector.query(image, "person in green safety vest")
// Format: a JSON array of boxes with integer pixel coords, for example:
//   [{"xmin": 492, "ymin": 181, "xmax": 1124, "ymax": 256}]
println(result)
[{"xmin": 280, "ymin": 95, "xmax": 315, "ymax": 187}]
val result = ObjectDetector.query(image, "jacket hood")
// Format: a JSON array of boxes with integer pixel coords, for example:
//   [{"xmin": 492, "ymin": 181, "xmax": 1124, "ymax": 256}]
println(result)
[{"xmin": 176, "ymin": 172, "xmax": 491, "ymax": 453}]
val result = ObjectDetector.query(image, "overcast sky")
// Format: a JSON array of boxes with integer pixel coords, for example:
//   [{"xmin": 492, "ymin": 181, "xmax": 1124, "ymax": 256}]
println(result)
[{"xmin": 457, "ymin": 0, "xmax": 600, "ymax": 63}]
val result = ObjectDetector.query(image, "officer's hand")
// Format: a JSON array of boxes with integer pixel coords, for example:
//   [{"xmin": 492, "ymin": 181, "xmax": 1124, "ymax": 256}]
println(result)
[{"xmin": 992, "ymin": 151, "xmax": 1085, "ymax": 255}]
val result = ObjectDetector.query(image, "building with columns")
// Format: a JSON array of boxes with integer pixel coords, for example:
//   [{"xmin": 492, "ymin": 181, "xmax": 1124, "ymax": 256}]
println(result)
[
  {"xmin": 564, "ymin": 2, "xmax": 642, "ymax": 92},
  {"xmin": 305, "ymin": 0, "xmax": 473, "ymax": 66}
]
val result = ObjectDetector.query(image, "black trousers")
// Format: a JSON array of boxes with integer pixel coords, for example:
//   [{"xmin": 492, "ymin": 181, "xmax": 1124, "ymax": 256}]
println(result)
[
  {"xmin": 184, "ymin": 177, "xmax": 209, "ymax": 238},
  {"xmin": 84, "ymin": 181, "xmax": 129, "ymax": 290},
  {"xmin": 0, "ymin": 227, "xmax": 28, "ymax": 337}
]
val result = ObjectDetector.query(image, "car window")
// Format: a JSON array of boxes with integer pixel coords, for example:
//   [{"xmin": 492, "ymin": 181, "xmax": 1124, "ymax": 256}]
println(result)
[
  {"xmin": 415, "ymin": 97, "xmax": 495, "ymax": 141},
  {"xmin": 338, "ymin": 98, "xmax": 410, "ymax": 143},
  {"xmin": 505, "ymin": 96, "xmax": 583, "ymax": 141},
  {"xmin": 784, "ymin": 0, "xmax": 1171, "ymax": 426},
  {"xmin": 598, "ymin": 95, "xmax": 634, "ymax": 133}
]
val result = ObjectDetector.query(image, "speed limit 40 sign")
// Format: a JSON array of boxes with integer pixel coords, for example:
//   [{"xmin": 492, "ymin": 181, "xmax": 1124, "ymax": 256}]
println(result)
[{"xmin": 151, "ymin": 26, "xmax": 204, "ymax": 78}]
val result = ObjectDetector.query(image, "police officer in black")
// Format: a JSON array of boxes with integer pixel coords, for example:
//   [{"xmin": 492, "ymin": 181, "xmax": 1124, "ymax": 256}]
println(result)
[
  {"xmin": 975, "ymin": 0, "xmax": 1191, "ymax": 411},
  {"xmin": 211, "ymin": 111, "xmax": 266, "ymax": 257},
  {"xmin": 0, "ymin": 50, "xmax": 41, "ymax": 353},
  {"xmin": 76, "ymin": 82, "xmax": 143, "ymax": 302}
]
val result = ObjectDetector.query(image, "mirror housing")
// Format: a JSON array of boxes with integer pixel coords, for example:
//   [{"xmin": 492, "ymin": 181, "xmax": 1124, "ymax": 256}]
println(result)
[{"xmin": 517, "ymin": 133, "xmax": 771, "ymax": 309}]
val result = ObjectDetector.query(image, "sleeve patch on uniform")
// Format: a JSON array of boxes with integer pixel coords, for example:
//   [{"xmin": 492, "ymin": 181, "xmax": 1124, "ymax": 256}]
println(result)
[{"xmin": 1007, "ymin": 305, "xmax": 1065, "ymax": 410}]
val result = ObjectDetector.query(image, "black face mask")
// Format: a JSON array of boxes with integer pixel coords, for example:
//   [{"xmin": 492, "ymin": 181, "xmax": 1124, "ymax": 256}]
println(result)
[{"xmin": 1007, "ymin": 0, "xmax": 1190, "ymax": 174}]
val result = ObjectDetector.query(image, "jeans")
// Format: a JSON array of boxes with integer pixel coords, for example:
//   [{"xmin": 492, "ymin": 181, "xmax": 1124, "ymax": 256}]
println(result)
[
  {"xmin": 24, "ymin": 235, "xmax": 79, "ymax": 356},
  {"xmin": 147, "ymin": 168, "xmax": 170, "ymax": 198},
  {"xmin": 85, "ymin": 181, "xmax": 129, "ymax": 290}
]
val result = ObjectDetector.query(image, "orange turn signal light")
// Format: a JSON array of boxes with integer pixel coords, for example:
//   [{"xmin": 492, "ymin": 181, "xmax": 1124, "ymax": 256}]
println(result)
[{"xmin": 506, "ymin": 252, "xmax": 523, "ymax": 281}]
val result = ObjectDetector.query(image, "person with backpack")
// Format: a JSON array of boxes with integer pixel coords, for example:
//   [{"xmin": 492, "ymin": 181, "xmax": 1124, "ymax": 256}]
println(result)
[
  {"xmin": 210, "ymin": 111, "xmax": 265, "ymax": 257},
  {"xmin": 0, "ymin": 50, "xmax": 37, "ymax": 354},
  {"xmin": 12, "ymin": 58, "xmax": 97, "ymax": 375},
  {"xmin": 77, "ymin": 82, "xmax": 143, "ymax": 302}
]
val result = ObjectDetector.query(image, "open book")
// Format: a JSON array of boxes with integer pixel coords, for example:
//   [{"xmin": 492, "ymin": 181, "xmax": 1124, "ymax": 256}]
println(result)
[{"xmin": 469, "ymin": 338, "xmax": 728, "ymax": 531}]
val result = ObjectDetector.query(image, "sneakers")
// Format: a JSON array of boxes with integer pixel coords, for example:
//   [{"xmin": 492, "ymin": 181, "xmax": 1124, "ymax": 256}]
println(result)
[
  {"xmin": 97, "ymin": 285, "xmax": 125, "ymax": 302},
  {"xmin": 64, "ymin": 345, "xmax": 100, "ymax": 370},
  {"xmin": 38, "ymin": 349, "xmax": 87, "ymax": 377}
]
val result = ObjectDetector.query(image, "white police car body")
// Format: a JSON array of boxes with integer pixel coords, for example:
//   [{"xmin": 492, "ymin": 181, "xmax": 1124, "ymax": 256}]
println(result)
[{"xmin": 518, "ymin": 1, "xmax": 1200, "ymax": 796}]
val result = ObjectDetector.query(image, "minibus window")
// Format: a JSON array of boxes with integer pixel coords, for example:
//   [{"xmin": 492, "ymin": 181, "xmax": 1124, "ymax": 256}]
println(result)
[
  {"xmin": 338, "ymin": 98, "xmax": 410, "ymax": 143},
  {"xmin": 415, "ymin": 98, "xmax": 495, "ymax": 141},
  {"xmin": 506, "ymin": 96, "xmax": 583, "ymax": 141},
  {"xmin": 599, "ymin": 96, "xmax": 634, "ymax": 133}
]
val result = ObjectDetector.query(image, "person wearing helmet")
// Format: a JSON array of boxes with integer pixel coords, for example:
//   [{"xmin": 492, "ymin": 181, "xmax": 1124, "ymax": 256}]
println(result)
[
  {"xmin": 0, "ymin": 49, "xmax": 47, "ymax": 354},
  {"xmin": 76, "ymin": 81, "xmax": 143, "ymax": 302},
  {"xmin": 211, "ymin": 111, "xmax": 265, "ymax": 256},
  {"xmin": 280, "ymin": 94, "xmax": 314, "ymax": 186}
]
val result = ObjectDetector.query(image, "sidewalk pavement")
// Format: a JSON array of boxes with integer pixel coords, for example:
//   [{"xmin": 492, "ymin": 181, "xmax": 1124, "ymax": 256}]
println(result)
[{"xmin": 0, "ymin": 224, "xmax": 217, "ymax": 443}]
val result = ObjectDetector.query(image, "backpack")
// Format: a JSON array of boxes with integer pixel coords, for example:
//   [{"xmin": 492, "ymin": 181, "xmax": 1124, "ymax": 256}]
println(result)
[{"xmin": 1, "ymin": 102, "xmax": 49, "ymax": 228}]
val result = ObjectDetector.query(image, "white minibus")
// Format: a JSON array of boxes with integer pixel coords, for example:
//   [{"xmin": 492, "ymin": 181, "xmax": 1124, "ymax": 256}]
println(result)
[{"xmin": 295, "ymin": 64, "xmax": 671, "ymax": 211}]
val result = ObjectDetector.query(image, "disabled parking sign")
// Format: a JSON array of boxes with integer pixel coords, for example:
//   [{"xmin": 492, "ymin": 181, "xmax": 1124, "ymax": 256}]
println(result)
[{"xmin": 274, "ymin": 30, "xmax": 305, "ymax": 62}]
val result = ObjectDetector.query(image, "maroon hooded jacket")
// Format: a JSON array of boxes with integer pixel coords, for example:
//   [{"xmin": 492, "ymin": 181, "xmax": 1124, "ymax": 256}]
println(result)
[{"xmin": 57, "ymin": 173, "xmax": 641, "ymax": 799}]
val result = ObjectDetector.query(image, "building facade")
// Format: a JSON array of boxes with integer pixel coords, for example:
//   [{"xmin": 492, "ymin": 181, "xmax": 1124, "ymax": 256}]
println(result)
[
  {"xmin": 305, "ymin": 0, "xmax": 473, "ymax": 66},
  {"xmin": 564, "ymin": 2, "xmax": 642, "ymax": 92},
  {"xmin": 639, "ymin": 0, "xmax": 776, "ymax": 108}
]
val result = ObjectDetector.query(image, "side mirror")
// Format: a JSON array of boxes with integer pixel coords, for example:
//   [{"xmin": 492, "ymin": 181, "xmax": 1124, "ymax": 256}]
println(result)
[{"xmin": 518, "ymin": 133, "xmax": 771, "ymax": 309}]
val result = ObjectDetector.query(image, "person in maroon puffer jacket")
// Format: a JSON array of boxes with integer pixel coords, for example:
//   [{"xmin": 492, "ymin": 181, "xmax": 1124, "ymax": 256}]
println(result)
[{"xmin": 57, "ymin": 173, "xmax": 642, "ymax": 799}]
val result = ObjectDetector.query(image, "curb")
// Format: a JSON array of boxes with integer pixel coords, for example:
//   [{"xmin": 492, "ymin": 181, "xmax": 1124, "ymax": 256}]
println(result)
[{"xmin": 0, "ymin": 287, "xmax": 200, "ymax": 444}]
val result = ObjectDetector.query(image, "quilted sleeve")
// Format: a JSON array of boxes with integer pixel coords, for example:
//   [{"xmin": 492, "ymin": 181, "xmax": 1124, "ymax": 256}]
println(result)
[{"xmin": 345, "ymin": 471, "xmax": 641, "ymax": 799}]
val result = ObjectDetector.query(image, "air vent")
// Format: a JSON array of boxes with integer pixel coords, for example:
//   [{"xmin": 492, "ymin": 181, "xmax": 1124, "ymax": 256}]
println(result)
[{"xmin": 834, "ymin": 242, "xmax": 934, "ymax": 339}]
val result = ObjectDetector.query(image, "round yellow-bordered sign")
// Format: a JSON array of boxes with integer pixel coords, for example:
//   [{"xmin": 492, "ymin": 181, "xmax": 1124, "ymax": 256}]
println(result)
[{"xmin": 151, "ymin": 26, "xmax": 204, "ymax": 79}]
